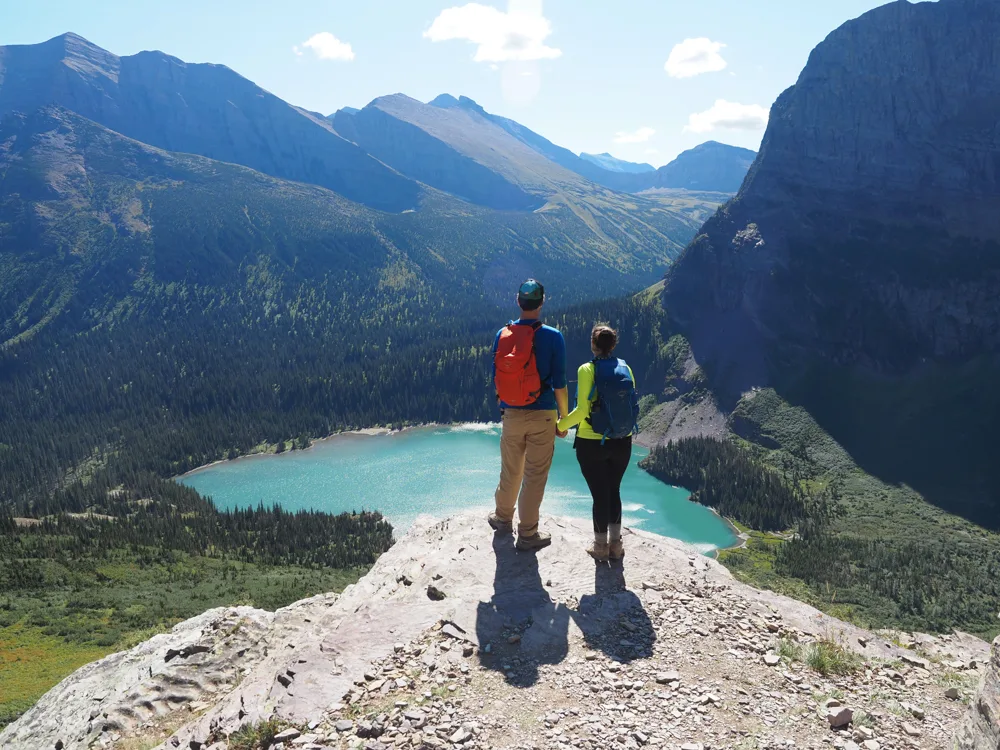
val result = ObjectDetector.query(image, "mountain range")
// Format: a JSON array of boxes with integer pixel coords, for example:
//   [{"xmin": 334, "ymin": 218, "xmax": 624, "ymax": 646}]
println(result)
[{"xmin": 0, "ymin": 33, "xmax": 748, "ymax": 349}]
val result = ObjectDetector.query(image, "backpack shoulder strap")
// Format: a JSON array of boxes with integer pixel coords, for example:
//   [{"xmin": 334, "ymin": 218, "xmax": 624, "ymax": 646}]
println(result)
[{"xmin": 588, "ymin": 358, "xmax": 606, "ymax": 401}]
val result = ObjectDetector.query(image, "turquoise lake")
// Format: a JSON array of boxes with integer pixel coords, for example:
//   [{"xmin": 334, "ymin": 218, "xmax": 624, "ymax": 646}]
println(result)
[{"xmin": 178, "ymin": 424, "xmax": 738, "ymax": 551}]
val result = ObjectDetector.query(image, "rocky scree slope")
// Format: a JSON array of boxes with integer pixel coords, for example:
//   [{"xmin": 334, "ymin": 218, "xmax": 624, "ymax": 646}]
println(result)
[{"xmin": 1, "ymin": 513, "xmax": 992, "ymax": 750}]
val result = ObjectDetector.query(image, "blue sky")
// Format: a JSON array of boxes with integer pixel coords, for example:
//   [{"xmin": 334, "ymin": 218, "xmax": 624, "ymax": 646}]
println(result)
[{"xmin": 4, "ymin": 0, "xmax": 900, "ymax": 165}]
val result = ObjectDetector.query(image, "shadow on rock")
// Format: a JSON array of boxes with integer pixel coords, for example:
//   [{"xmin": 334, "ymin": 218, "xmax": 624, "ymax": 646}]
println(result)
[
  {"xmin": 574, "ymin": 562, "xmax": 656, "ymax": 662},
  {"xmin": 475, "ymin": 533, "xmax": 571, "ymax": 687}
]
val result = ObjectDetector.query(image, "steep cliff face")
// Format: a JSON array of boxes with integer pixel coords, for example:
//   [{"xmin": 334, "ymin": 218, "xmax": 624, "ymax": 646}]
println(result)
[
  {"xmin": 664, "ymin": 0, "xmax": 1000, "ymax": 374},
  {"xmin": 958, "ymin": 637, "xmax": 1000, "ymax": 749},
  {"xmin": 0, "ymin": 34, "xmax": 421, "ymax": 212},
  {"xmin": 656, "ymin": 0, "xmax": 1000, "ymax": 524}
]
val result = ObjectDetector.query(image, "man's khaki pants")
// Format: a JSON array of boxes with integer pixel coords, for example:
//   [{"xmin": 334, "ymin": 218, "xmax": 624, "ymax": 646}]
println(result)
[{"xmin": 494, "ymin": 409, "xmax": 557, "ymax": 537}]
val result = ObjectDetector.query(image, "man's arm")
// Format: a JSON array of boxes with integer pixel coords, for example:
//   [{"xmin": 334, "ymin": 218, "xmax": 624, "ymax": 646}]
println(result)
[
  {"xmin": 552, "ymin": 331, "xmax": 569, "ymax": 431},
  {"xmin": 555, "ymin": 387, "xmax": 569, "ymax": 420},
  {"xmin": 491, "ymin": 329, "xmax": 501, "ymax": 404}
]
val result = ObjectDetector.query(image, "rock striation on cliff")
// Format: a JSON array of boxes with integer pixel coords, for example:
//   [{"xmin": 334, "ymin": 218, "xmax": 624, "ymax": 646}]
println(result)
[{"xmin": 1, "ymin": 513, "xmax": 989, "ymax": 750}]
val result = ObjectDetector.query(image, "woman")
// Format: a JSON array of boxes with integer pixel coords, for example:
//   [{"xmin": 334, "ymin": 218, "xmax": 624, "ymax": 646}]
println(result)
[{"xmin": 557, "ymin": 324, "xmax": 638, "ymax": 562}]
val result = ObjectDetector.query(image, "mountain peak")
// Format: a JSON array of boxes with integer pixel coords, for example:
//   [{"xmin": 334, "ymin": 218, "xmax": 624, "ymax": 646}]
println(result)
[
  {"xmin": 41, "ymin": 31, "xmax": 100, "ymax": 48},
  {"xmin": 456, "ymin": 95, "xmax": 486, "ymax": 115},
  {"xmin": 428, "ymin": 93, "xmax": 460, "ymax": 108}
]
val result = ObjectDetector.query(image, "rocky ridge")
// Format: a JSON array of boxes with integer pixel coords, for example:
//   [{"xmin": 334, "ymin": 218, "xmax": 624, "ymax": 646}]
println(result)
[{"xmin": 1, "ymin": 513, "xmax": 992, "ymax": 750}]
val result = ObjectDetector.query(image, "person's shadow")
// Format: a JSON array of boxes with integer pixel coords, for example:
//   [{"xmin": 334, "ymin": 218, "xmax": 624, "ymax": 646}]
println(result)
[
  {"xmin": 575, "ymin": 562, "xmax": 656, "ymax": 662},
  {"xmin": 475, "ymin": 534, "xmax": 655, "ymax": 687},
  {"xmin": 475, "ymin": 534, "xmax": 571, "ymax": 686}
]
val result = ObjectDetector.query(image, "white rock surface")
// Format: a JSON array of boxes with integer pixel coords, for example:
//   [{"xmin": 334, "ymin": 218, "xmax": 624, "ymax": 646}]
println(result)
[
  {"xmin": 957, "ymin": 636, "xmax": 1000, "ymax": 750},
  {"xmin": 0, "ymin": 512, "xmax": 988, "ymax": 750}
]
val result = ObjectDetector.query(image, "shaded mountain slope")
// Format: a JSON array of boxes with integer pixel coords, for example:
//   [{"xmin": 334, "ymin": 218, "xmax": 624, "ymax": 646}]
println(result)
[
  {"xmin": 0, "ymin": 104, "xmax": 698, "ymax": 345},
  {"xmin": 650, "ymin": 141, "xmax": 757, "ymax": 193},
  {"xmin": 580, "ymin": 152, "xmax": 655, "ymax": 174},
  {"xmin": 330, "ymin": 93, "xmax": 704, "ymax": 250},
  {"xmin": 0, "ymin": 33, "xmax": 420, "ymax": 211},
  {"xmin": 334, "ymin": 93, "xmax": 598, "ymax": 203},
  {"xmin": 659, "ymin": 0, "xmax": 1000, "ymax": 523}
]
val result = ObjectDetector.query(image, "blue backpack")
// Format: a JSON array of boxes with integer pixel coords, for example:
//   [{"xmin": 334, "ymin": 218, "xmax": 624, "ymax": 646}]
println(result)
[{"xmin": 587, "ymin": 358, "xmax": 640, "ymax": 442}]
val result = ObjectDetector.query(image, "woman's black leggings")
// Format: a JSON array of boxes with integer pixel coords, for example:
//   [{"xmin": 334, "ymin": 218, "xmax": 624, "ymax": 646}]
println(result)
[{"xmin": 575, "ymin": 436, "xmax": 632, "ymax": 534}]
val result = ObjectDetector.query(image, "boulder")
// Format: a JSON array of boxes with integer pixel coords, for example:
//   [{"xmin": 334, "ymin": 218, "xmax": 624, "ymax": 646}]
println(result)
[{"xmin": 954, "ymin": 635, "xmax": 1000, "ymax": 749}]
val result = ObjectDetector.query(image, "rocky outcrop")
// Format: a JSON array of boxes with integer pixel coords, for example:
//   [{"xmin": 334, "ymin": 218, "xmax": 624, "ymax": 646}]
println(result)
[
  {"xmin": 1, "ymin": 512, "xmax": 988, "ymax": 750},
  {"xmin": 958, "ymin": 637, "xmax": 1000, "ymax": 749},
  {"xmin": 664, "ymin": 0, "xmax": 1000, "ymax": 376}
]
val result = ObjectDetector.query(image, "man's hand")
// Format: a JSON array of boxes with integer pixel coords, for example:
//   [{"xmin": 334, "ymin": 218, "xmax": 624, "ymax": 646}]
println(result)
[{"xmin": 556, "ymin": 427, "xmax": 568, "ymax": 438}]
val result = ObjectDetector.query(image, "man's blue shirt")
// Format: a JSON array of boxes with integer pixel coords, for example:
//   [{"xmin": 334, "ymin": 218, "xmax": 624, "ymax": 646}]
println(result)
[{"xmin": 492, "ymin": 320, "xmax": 567, "ymax": 411}]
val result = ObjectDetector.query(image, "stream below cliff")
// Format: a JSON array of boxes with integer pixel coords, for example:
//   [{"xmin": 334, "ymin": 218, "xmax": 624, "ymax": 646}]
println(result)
[{"xmin": 178, "ymin": 423, "xmax": 738, "ymax": 550}]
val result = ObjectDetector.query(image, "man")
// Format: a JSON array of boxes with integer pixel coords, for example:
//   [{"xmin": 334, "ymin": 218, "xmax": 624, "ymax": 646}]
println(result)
[{"xmin": 490, "ymin": 279, "xmax": 569, "ymax": 551}]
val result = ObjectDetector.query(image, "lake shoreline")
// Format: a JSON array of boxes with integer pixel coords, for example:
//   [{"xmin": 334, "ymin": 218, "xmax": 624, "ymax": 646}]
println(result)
[
  {"xmin": 175, "ymin": 423, "xmax": 448, "ymax": 479},
  {"xmin": 181, "ymin": 420, "xmax": 661, "ymax": 480},
  {"xmin": 177, "ymin": 422, "xmax": 744, "ymax": 554}
]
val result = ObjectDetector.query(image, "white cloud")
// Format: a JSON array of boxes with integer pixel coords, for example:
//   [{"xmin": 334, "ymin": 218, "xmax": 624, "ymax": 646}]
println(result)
[
  {"xmin": 684, "ymin": 100, "xmax": 768, "ymax": 133},
  {"xmin": 665, "ymin": 38, "xmax": 727, "ymax": 79},
  {"xmin": 294, "ymin": 32, "xmax": 355, "ymax": 61},
  {"xmin": 424, "ymin": 2, "xmax": 561, "ymax": 63},
  {"xmin": 613, "ymin": 126, "xmax": 655, "ymax": 144}
]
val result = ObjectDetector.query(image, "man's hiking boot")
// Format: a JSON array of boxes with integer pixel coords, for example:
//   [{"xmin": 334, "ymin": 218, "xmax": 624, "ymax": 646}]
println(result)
[
  {"xmin": 487, "ymin": 512, "xmax": 513, "ymax": 534},
  {"xmin": 608, "ymin": 539, "xmax": 625, "ymax": 560},
  {"xmin": 515, "ymin": 531, "xmax": 552, "ymax": 552},
  {"xmin": 587, "ymin": 541, "xmax": 610, "ymax": 562}
]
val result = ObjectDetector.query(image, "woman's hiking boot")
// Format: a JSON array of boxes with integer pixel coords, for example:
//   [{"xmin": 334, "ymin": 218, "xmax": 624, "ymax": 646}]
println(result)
[
  {"xmin": 487, "ymin": 512, "xmax": 513, "ymax": 534},
  {"xmin": 515, "ymin": 530, "xmax": 552, "ymax": 551},
  {"xmin": 587, "ymin": 540, "xmax": 610, "ymax": 562},
  {"xmin": 608, "ymin": 539, "xmax": 625, "ymax": 560}
]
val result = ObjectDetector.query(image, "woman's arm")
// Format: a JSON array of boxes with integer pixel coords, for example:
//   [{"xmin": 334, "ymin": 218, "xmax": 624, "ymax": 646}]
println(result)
[{"xmin": 557, "ymin": 363, "xmax": 593, "ymax": 432}]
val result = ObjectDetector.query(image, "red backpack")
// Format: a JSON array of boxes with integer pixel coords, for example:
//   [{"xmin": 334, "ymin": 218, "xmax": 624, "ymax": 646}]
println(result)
[{"xmin": 494, "ymin": 321, "xmax": 543, "ymax": 406}]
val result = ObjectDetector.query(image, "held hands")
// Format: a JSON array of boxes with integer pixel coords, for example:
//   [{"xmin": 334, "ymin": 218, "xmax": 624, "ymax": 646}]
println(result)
[{"xmin": 555, "ymin": 424, "xmax": 569, "ymax": 438}]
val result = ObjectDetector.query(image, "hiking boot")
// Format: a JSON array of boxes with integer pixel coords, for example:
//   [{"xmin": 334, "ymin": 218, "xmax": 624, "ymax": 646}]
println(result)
[
  {"xmin": 515, "ymin": 531, "xmax": 552, "ymax": 551},
  {"xmin": 587, "ymin": 541, "xmax": 610, "ymax": 562},
  {"xmin": 488, "ymin": 512, "xmax": 513, "ymax": 534},
  {"xmin": 608, "ymin": 539, "xmax": 625, "ymax": 560}
]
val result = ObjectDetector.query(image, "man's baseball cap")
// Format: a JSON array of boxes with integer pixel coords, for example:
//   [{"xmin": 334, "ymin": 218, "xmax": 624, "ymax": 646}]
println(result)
[{"xmin": 517, "ymin": 279, "xmax": 545, "ymax": 308}]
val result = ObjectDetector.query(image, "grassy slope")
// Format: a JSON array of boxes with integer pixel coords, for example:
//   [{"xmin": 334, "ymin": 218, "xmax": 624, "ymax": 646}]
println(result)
[
  {"xmin": 717, "ymin": 387, "xmax": 1000, "ymax": 640},
  {"xmin": 0, "ymin": 106, "xmax": 706, "ymax": 347},
  {"xmin": 356, "ymin": 95, "xmax": 714, "ymax": 255},
  {"xmin": 0, "ymin": 549, "xmax": 364, "ymax": 728}
]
